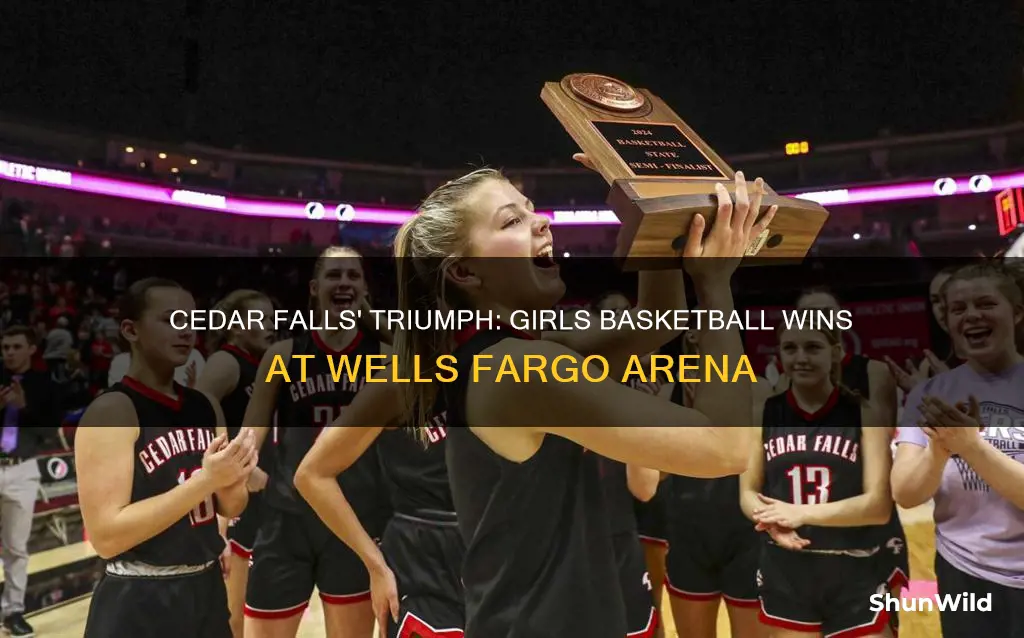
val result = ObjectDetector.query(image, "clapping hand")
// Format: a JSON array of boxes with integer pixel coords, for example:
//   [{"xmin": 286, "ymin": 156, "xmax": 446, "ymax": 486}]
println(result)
[
  {"xmin": 885, "ymin": 349, "xmax": 949, "ymax": 393},
  {"xmin": 246, "ymin": 466, "xmax": 269, "ymax": 493},
  {"xmin": 0, "ymin": 379, "xmax": 26, "ymax": 410},
  {"xmin": 919, "ymin": 395, "xmax": 984, "ymax": 456},
  {"xmin": 884, "ymin": 356, "xmax": 929, "ymax": 393},
  {"xmin": 201, "ymin": 429, "xmax": 258, "ymax": 490},
  {"xmin": 922, "ymin": 350, "xmax": 951, "ymax": 376}
]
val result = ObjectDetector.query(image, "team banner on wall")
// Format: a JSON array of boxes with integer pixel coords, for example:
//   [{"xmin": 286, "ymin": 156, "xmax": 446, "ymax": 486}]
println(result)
[{"xmin": 744, "ymin": 297, "xmax": 933, "ymax": 375}]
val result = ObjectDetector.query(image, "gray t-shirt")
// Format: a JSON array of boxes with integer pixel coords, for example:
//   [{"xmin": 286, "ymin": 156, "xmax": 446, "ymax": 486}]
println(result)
[
  {"xmin": 43, "ymin": 328, "xmax": 73, "ymax": 361},
  {"xmin": 896, "ymin": 362, "xmax": 1024, "ymax": 589}
]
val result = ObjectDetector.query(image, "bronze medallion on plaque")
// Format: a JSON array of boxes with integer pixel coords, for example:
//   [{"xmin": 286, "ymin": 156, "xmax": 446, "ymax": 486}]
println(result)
[
  {"xmin": 564, "ymin": 73, "xmax": 648, "ymax": 112},
  {"xmin": 542, "ymin": 73, "xmax": 829, "ymax": 269}
]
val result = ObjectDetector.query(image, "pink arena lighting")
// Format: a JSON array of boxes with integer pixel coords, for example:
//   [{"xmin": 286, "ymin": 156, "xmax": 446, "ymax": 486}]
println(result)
[{"xmin": 2, "ymin": 157, "xmax": 1023, "ymax": 226}]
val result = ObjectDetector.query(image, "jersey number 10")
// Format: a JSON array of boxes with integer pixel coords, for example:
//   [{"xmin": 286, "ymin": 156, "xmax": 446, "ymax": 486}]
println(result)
[
  {"xmin": 785, "ymin": 465, "xmax": 832, "ymax": 505},
  {"xmin": 178, "ymin": 468, "xmax": 217, "ymax": 526}
]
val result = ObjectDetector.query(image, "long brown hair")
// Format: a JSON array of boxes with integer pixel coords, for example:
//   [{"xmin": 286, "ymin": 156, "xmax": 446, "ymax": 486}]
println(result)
[{"xmin": 393, "ymin": 168, "xmax": 507, "ymax": 431}]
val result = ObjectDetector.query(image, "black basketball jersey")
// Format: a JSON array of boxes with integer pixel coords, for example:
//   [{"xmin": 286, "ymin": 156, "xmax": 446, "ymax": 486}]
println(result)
[
  {"xmin": 444, "ymin": 327, "xmax": 626, "ymax": 638},
  {"xmin": 112, "ymin": 376, "xmax": 224, "ymax": 566},
  {"xmin": 266, "ymin": 330, "xmax": 384, "ymax": 517},
  {"xmin": 670, "ymin": 475, "xmax": 748, "ymax": 530},
  {"xmin": 657, "ymin": 334, "xmax": 747, "ymax": 529},
  {"xmin": 841, "ymin": 353, "xmax": 907, "ymax": 555},
  {"xmin": 220, "ymin": 345, "xmax": 276, "ymax": 473},
  {"xmin": 377, "ymin": 402, "xmax": 454, "ymax": 516},
  {"xmin": 761, "ymin": 388, "xmax": 879, "ymax": 552},
  {"xmin": 599, "ymin": 373, "xmax": 655, "ymax": 536},
  {"xmin": 220, "ymin": 344, "xmax": 259, "ymax": 436},
  {"xmin": 599, "ymin": 457, "xmax": 637, "ymax": 536}
]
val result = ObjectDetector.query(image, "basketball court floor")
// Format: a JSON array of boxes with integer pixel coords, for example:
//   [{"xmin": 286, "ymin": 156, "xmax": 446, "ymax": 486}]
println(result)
[{"xmin": 22, "ymin": 504, "xmax": 941, "ymax": 637}]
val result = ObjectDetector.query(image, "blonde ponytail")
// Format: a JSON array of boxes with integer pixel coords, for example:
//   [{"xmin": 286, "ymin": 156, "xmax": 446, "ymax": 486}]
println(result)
[{"xmin": 392, "ymin": 168, "xmax": 507, "ymax": 434}]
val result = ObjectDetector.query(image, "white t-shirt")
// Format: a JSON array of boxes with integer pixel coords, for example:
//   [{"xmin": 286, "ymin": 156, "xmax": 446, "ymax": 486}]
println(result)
[{"xmin": 107, "ymin": 350, "xmax": 206, "ymax": 388}]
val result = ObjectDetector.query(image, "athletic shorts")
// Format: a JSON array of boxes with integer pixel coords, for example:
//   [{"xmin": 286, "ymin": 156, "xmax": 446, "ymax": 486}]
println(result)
[
  {"xmin": 85, "ymin": 563, "xmax": 230, "ymax": 638},
  {"xmin": 244, "ymin": 504, "xmax": 385, "ymax": 619},
  {"xmin": 935, "ymin": 551, "xmax": 1024, "ymax": 638},
  {"xmin": 634, "ymin": 489, "xmax": 669, "ymax": 548},
  {"xmin": 612, "ymin": 531, "xmax": 659, "ymax": 638},
  {"xmin": 227, "ymin": 491, "xmax": 264, "ymax": 560},
  {"xmin": 382, "ymin": 513, "xmax": 466, "ymax": 638},
  {"xmin": 757, "ymin": 544, "xmax": 893, "ymax": 638},
  {"xmin": 876, "ymin": 529, "xmax": 910, "ymax": 593},
  {"xmin": 665, "ymin": 518, "xmax": 760, "ymax": 607}
]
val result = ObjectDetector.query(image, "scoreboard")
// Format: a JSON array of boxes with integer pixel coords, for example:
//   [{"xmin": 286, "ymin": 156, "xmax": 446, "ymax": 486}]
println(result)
[{"xmin": 995, "ymin": 188, "xmax": 1022, "ymax": 236}]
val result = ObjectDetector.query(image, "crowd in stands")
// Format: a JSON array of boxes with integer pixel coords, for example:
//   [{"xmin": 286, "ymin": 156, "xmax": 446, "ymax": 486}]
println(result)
[
  {"xmin": 0, "ymin": 253, "xmax": 313, "ymax": 419},
  {"xmin": 0, "ymin": 157, "xmax": 1019, "ymax": 426},
  {"xmin": 0, "ymin": 264, "xmax": 119, "ymax": 411}
]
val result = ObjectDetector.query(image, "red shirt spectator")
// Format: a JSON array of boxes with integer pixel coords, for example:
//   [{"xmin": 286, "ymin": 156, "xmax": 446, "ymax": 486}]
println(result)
[
  {"xmin": 48, "ymin": 296, "xmax": 76, "ymax": 324},
  {"xmin": 90, "ymin": 334, "xmax": 113, "ymax": 372}
]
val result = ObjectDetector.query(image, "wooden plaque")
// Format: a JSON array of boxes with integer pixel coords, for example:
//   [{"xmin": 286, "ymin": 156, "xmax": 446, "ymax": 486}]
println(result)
[{"xmin": 542, "ymin": 73, "xmax": 829, "ymax": 269}]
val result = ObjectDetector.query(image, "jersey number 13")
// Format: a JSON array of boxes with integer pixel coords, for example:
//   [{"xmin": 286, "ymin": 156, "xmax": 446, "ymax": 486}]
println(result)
[{"xmin": 785, "ymin": 465, "xmax": 832, "ymax": 505}]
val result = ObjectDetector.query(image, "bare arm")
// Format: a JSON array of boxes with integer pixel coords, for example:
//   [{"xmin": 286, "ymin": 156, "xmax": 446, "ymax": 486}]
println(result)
[
  {"xmin": 739, "ymin": 425, "xmax": 766, "ymax": 521},
  {"xmin": 956, "ymin": 436, "xmax": 1024, "ymax": 511},
  {"xmin": 76, "ymin": 395, "xmax": 220, "ymax": 560},
  {"xmin": 657, "ymin": 382, "xmax": 675, "ymax": 401},
  {"xmin": 544, "ymin": 271, "xmax": 685, "ymax": 374},
  {"xmin": 690, "ymin": 278, "xmax": 751, "ymax": 430},
  {"xmin": 890, "ymin": 382, "xmax": 949, "ymax": 508},
  {"xmin": 867, "ymin": 360, "xmax": 898, "ymax": 429},
  {"xmin": 626, "ymin": 465, "xmax": 660, "ymax": 502},
  {"xmin": 890, "ymin": 440, "xmax": 948, "ymax": 509},
  {"xmin": 242, "ymin": 339, "xmax": 293, "ymax": 450},
  {"xmin": 216, "ymin": 420, "xmax": 236, "ymax": 538},
  {"xmin": 738, "ymin": 384, "xmax": 771, "ymax": 520},
  {"xmin": 295, "ymin": 425, "xmax": 388, "ymax": 573},
  {"xmin": 800, "ymin": 420, "xmax": 894, "ymax": 527},
  {"xmin": 211, "ymin": 400, "xmax": 248, "ymax": 519},
  {"xmin": 295, "ymin": 382, "xmax": 403, "ymax": 575},
  {"xmin": 194, "ymin": 350, "xmax": 240, "ymax": 402},
  {"xmin": 469, "ymin": 339, "xmax": 748, "ymax": 477}
]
